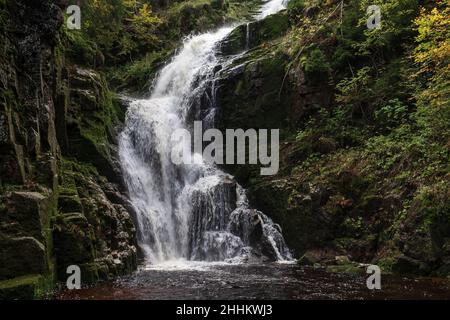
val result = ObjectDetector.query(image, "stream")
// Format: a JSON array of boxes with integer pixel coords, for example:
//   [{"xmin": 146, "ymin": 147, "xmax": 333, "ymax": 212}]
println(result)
[{"xmin": 57, "ymin": 263, "xmax": 450, "ymax": 300}]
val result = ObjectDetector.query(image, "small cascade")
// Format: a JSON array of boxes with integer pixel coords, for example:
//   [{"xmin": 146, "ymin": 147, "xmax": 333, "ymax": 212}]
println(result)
[{"xmin": 245, "ymin": 22, "xmax": 251, "ymax": 50}]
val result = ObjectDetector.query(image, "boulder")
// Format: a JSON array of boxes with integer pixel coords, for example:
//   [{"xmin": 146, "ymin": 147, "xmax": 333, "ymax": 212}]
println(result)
[
  {"xmin": 298, "ymin": 248, "xmax": 338, "ymax": 266},
  {"xmin": 0, "ymin": 237, "xmax": 47, "ymax": 280},
  {"xmin": 0, "ymin": 275, "xmax": 43, "ymax": 300},
  {"xmin": 391, "ymin": 255, "xmax": 430, "ymax": 275},
  {"xmin": 3, "ymin": 192, "xmax": 48, "ymax": 242},
  {"xmin": 220, "ymin": 11, "xmax": 290, "ymax": 56}
]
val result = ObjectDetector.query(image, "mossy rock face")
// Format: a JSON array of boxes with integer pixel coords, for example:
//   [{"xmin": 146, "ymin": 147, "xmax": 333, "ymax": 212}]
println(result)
[
  {"xmin": 53, "ymin": 212, "xmax": 96, "ymax": 281},
  {"xmin": 220, "ymin": 11, "xmax": 290, "ymax": 56},
  {"xmin": 247, "ymin": 179, "xmax": 335, "ymax": 257},
  {"xmin": 0, "ymin": 191, "xmax": 55, "ymax": 281},
  {"xmin": 215, "ymin": 22, "xmax": 332, "ymax": 185},
  {"xmin": 58, "ymin": 194, "xmax": 83, "ymax": 213},
  {"xmin": 1, "ymin": 192, "xmax": 48, "ymax": 242},
  {"xmin": 391, "ymin": 255, "xmax": 431, "ymax": 275},
  {"xmin": 0, "ymin": 237, "xmax": 47, "ymax": 280},
  {"xmin": 0, "ymin": 0, "xmax": 139, "ymax": 298},
  {"xmin": 0, "ymin": 275, "xmax": 42, "ymax": 300},
  {"xmin": 54, "ymin": 160, "xmax": 137, "ymax": 285},
  {"xmin": 216, "ymin": 50, "xmax": 290, "ymax": 131},
  {"xmin": 0, "ymin": 0, "xmax": 63, "ymax": 297},
  {"xmin": 62, "ymin": 67, "xmax": 123, "ymax": 183}
]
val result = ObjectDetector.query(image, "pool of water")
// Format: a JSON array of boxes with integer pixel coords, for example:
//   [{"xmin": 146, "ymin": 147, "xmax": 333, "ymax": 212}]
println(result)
[{"xmin": 56, "ymin": 263, "xmax": 450, "ymax": 300}]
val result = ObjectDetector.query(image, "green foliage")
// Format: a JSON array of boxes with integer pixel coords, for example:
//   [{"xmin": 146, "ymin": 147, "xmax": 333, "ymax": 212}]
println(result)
[
  {"xmin": 336, "ymin": 66, "xmax": 372, "ymax": 114},
  {"xmin": 64, "ymin": 0, "xmax": 161, "ymax": 66},
  {"xmin": 341, "ymin": 217, "xmax": 365, "ymax": 237},
  {"xmin": 247, "ymin": 0, "xmax": 450, "ymax": 273},
  {"xmin": 300, "ymin": 46, "xmax": 330, "ymax": 81},
  {"xmin": 412, "ymin": 0, "xmax": 450, "ymax": 143},
  {"xmin": 287, "ymin": 0, "xmax": 306, "ymax": 12},
  {"xmin": 63, "ymin": 25, "xmax": 97, "ymax": 66},
  {"xmin": 374, "ymin": 99, "xmax": 408, "ymax": 128},
  {"xmin": 108, "ymin": 49, "xmax": 170, "ymax": 93},
  {"xmin": 63, "ymin": 0, "xmax": 259, "ymax": 91},
  {"xmin": 356, "ymin": 0, "xmax": 420, "ymax": 56}
]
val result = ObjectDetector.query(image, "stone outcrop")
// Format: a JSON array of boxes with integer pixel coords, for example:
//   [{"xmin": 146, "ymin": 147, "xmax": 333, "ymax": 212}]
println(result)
[
  {"xmin": 0, "ymin": 0, "xmax": 137, "ymax": 298},
  {"xmin": 220, "ymin": 10, "xmax": 290, "ymax": 55},
  {"xmin": 213, "ymin": 5, "xmax": 450, "ymax": 277}
]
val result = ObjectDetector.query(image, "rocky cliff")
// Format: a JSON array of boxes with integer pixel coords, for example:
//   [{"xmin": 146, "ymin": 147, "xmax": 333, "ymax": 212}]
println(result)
[
  {"xmin": 0, "ymin": 0, "xmax": 265, "ymax": 300},
  {"xmin": 215, "ymin": 1, "xmax": 450, "ymax": 277},
  {"xmin": 0, "ymin": 0, "xmax": 136, "ymax": 299}
]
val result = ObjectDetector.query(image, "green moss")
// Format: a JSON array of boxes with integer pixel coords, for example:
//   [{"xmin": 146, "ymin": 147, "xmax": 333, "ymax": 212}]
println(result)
[
  {"xmin": 108, "ymin": 49, "xmax": 172, "ymax": 93},
  {"xmin": 377, "ymin": 257, "xmax": 396, "ymax": 273},
  {"xmin": 0, "ymin": 274, "xmax": 53, "ymax": 299},
  {"xmin": 287, "ymin": 0, "xmax": 306, "ymax": 11},
  {"xmin": 256, "ymin": 12, "xmax": 290, "ymax": 42},
  {"xmin": 326, "ymin": 263, "xmax": 365, "ymax": 274},
  {"xmin": 0, "ymin": 274, "xmax": 41, "ymax": 290},
  {"xmin": 63, "ymin": 28, "xmax": 97, "ymax": 66},
  {"xmin": 300, "ymin": 46, "xmax": 330, "ymax": 82}
]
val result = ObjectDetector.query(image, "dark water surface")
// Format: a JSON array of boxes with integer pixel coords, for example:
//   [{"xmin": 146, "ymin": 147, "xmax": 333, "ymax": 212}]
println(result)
[{"xmin": 57, "ymin": 263, "xmax": 450, "ymax": 300}]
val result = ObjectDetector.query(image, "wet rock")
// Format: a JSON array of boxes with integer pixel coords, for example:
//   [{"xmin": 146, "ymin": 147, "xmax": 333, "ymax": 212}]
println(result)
[
  {"xmin": 53, "ymin": 212, "xmax": 96, "ymax": 278},
  {"xmin": 189, "ymin": 179, "xmax": 239, "ymax": 260},
  {"xmin": 298, "ymin": 252, "xmax": 319, "ymax": 266},
  {"xmin": 326, "ymin": 263, "xmax": 366, "ymax": 274},
  {"xmin": 0, "ymin": 0, "xmax": 138, "ymax": 297},
  {"xmin": 298, "ymin": 249, "xmax": 338, "ymax": 266},
  {"xmin": 0, "ymin": 275, "xmax": 43, "ymax": 300},
  {"xmin": 54, "ymin": 165, "xmax": 137, "ymax": 283},
  {"xmin": 58, "ymin": 194, "xmax": 83, "ymax": 213},
  {"xmin": 248, "ymin": 180, "xmax": 334, "ymax": 257},
  {"xmin": 0, "ymin": 190, "xmax": 55, "ymax": 284},
  {"xmin": 220, "ymin": 11, "xmax": 290, "ymax": 56},
  {"xmin": 335, "ymin": 255, "xmax": 351, "ymax": 265},
  {"xmin": 392, "ymin": 255, "xmax": 430, "ymax": 275},
  {"xmin": 0, "ymin": 237, "xmax": 47, "ymax": 280},
  {"xmin": 3, "ymin": 192, "xmax": 48, "ymax": 242},
  {"xmin": 304, "ymin": 6, "xmax": 320, "ymax": 18},
  {"xmin": 55, "ymin": 0, "xmax": 68, "ymax": 9}
]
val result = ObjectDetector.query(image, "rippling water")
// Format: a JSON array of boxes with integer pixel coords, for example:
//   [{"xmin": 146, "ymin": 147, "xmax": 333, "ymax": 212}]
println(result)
[{"xmin": 57, "ymin": 263, "xmax": 450, "ymax": 300}]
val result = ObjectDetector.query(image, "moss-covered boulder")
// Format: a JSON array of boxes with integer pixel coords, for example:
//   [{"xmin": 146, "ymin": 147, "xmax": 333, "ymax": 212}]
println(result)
[
  {"xmin": 62, "ymin": 67, "xmax": 124, "ymax": 183},
  {"xmin": 53, "ymin": 160, "xmax": 137, "ymax": 284},
  {"xmin": 0, "ymin": 275, "xmax": 46, "ymax": 300},
  {"xmin": 220, "ymin": 10, "xmax": 290, "ymax": 55},
  {"xmin": 0, "ymin": 0, "xmax": 139, "ymax": 298},
  {"xmin": 0, "ymin": 191, "xmax": 56, "ymax": 280}
]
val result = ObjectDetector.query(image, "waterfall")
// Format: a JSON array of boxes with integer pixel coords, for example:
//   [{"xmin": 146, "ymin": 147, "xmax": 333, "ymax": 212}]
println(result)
[
  {"xmin": 245, "ymin": 23, "xmax": 251, "ymax": 50},
  {"xmin": 257, "ymin": 0, "xmax": 289, "ymax": 19},
  {"xmin": 119, "ymin": 1, "xmax": 291, "ymax": 265}
]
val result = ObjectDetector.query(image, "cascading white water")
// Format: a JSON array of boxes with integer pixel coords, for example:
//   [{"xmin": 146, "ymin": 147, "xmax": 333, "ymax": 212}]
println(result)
[
  {"xmin": 257, "ymin": 0, "xmax": 289, "ymax": 19},
  {"xmin": 119, "ymin": 0, "xmax": 291, "ymax": 265},
  {"xmin": 245, "ymin": 23, "xmax": 251, "ymax": 49}
]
